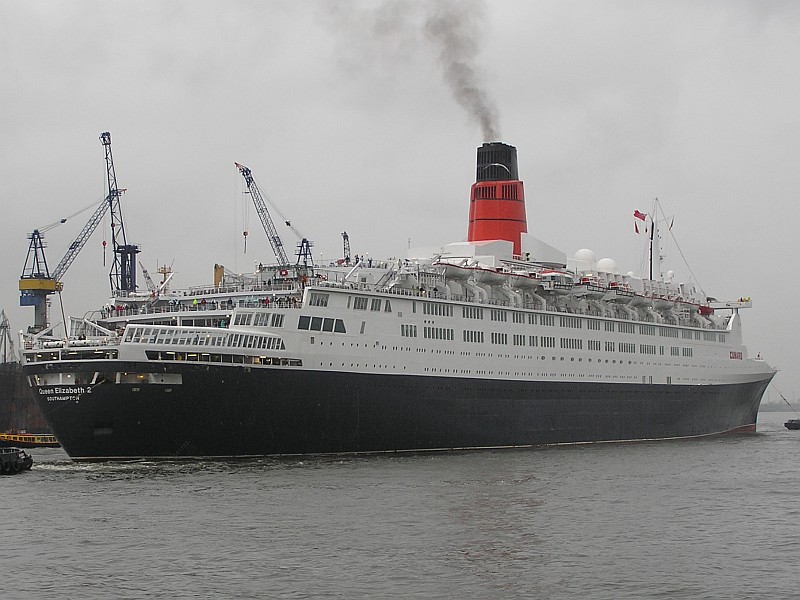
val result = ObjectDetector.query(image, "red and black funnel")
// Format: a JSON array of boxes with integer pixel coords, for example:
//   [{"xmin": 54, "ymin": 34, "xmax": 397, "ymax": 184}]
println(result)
[{"xmin": 467, "ymin": 142, "xmax": 527, "ymax": 255}]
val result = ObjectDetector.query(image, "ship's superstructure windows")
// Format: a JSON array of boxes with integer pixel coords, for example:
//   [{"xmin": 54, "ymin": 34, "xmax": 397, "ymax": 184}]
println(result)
[
  {"xmin": 605, "ymin": 341, "xmax": 615, "ymax": 352},
  {"xmin": 718, "ymin": 333, "xmax": 726, "ymax": 343},
  {"xmin": 588, "ymin": 340, "xmax": 601, "ymax": 351},
  {"xmin": 528, "ymin": 335, "xmax": 539, "ymax": 347},
  {"xmin": 26, "ymin": 348, "xmax": 119, "ymax": 363},
  {"xmin": 144, "ymin": 350, "xmax": 300, "ymax": 367},
  {"xmin": 587, "ymin": 319, "xmax": 601, "ymax": 331},
  {"xmin": 527, "ymin": 313, "xmax": 537, "ymax": 325},
  {"xmin": 703, "ymin": 331, "xmax": 718, "ymax": 342},
  {"xmin": 353, "ymin": 297, "xmax": 369, "ymax": 310},
  {"xmin": 671, "ymin": 346, "xmax": 680, "ymax": 356},
  {"xmin": 605, "ymin": 321, "xmax": 615, "ymax": 332},
  {"xmin": 540, "ymin": 336, "xmax": 556, "ymax": 348},
  {"xmin": 234, "ymin": 313, "xmax": 253, "ymax": 326},
  {"xmin": 560, "ymin": 316, "xmax": 582, "ymax": 329},
  {"xmin": 682, "ymin": 330, "xmax": 693, "ymax": 339},
  {"xmin": 659, "ymin": 327, "xmax": 679, "ymax": 338},
  {"xmin": 385, "ymin": 300, "xmax": 392, "ymax": 312},
  {"xmin": 490, "ymin": 309, "xmax": 507, "ymax": 322},
  {"xmin": 463, "ymin": 330, "xmax": 484, "ymax": 343},
  {"xmin": 513, "ymin": 334, "xmax": 526, "ymax": 346},
  {"xmin": 401, "ymin": 324, "xmax": 417, "ymax": 337},
  {"xmin": 513, "ymin": 312, "xmax": 525, "ymax": 324},
  {"xmin": 423, "ymin": 326, "xmax": 454, "ymax": 340},
  {"xmin": 371, "ymin": 299, "xmax": 382, "ymax": 311},
  {"xmin": 640, "ymin": 325, "xmax": 657, "ymax": 336},
  {"xmin": 124, "ymin": 325, "xmax": 283, "ymax": 350},
  {"xmin": 619, "ymin": 322, "xmax": 636, "ymax": 334},
  {"xmin": 560, "ymin": 338, "xmax": 582, "ymax": 350},
  {"xmin": 683, "ymin": 347, "xmax": 694, "ymax": 357},
  {"xmin": 423, "ymin": 302, "xmax": 453, "ymax": 316},
  {"xmin": 490, "ymin": 332, "xmax": 508, "ymax": 344},
  {"xmin": 271, "ymin": 314, "xmax": 284, "ymax": 328},
  {"xmin": 619, "ymin": 342, "xmax": 636, "ymax": 353},
  {"xmin": 462, "ymin": 306, "xmax": 484, "ymax": 320},
  {"xmin": 640, "ymin": 344, "xmax": 657, "ymax": 355},
  {"xmin": 540, "ymin": 314, "xmax": 555, "ymax": 327},
  {"xmin": 309, "ymin": 292, "xmax": 329, "ymax": 307},
  {"xmin": 298, "ymin": 316, "xmax": 346, "ymax": 334}
]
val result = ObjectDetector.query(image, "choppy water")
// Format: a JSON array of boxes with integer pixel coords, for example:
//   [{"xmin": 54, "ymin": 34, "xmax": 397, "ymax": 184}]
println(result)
[{"xmin": 3, "ymin": 411, "xmax": 799, "ymax": 599}]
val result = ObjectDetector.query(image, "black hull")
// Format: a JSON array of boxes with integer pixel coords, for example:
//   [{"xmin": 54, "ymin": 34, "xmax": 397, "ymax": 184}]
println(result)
[{"xmin": 27, "ymin": 360, "xmax": 772, "ymax": 459}]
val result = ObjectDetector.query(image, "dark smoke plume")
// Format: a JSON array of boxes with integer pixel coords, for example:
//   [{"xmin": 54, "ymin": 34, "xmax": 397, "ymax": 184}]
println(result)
[
  {"xmin": 325, "ymin": 0, "xmax": 500, "ymax": 142},
  {"xmin": 423, "ymin": 0, "xmax": 499, "ymax": 141}
]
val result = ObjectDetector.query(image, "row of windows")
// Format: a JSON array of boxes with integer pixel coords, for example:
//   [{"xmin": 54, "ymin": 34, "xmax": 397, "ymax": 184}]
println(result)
[
  {"xmin": 297, "ymin": 316, "xmax": 347, "ymax": 333},
  {"xmin": 462, "ymin": 306, "xmax": 484, "ymax": 319},
  {"xmin": 561, "ymin": 338, "xmax": 583, "ymax": 350},
  {"xmin": 491, "ymin": 309, "xmax": 508, "ymax": 322},
  {"xmin": 233, "ymin": 312, "xmax": 285, "ymax": 328},
  {"xmin": 340, "ymin": 294, "xmax": 728, "ymax": 342},
  {"xmin": 351, "ymin": 296, "xmax": 393, "ymax": 312},
  {"xmin": 401, "ymin": 324, "xmax": 417, "ymax": 338},
  {"xmin": 491, "ymin": 332, "xmax": 508, "ymax": 344},
  {"xmin": 124, "ymin": 326, "xmax": 285, "ymax": 350},
  {"xmin": 423, "ymin": 302, "xmax": 453, "ymax": 317},
  {"xmin": 463, "ymin": 330, "xmax": 484, "ymax": 343},
  {"xmin": 144, "ymin": 350, "xmax": 301, "ymax": 366},
  {"xmin": 424, "ymin": 326, "xmax": 454, "ymax": 341}
]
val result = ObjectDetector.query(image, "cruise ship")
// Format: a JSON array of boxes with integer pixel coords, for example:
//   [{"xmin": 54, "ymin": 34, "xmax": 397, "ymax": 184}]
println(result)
[{"xmin": 21, "ymin": 142, "xmax": 775, "ymax": 459}]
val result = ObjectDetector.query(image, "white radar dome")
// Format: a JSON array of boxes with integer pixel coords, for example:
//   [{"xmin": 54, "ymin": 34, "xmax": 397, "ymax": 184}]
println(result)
[
  {"xmin": 596, "ymin": 258, "xmax": 619, "ymax": 274},
  {"xmin": 573, "ymin": 249, "xmax": 597, "ymax": 268}
]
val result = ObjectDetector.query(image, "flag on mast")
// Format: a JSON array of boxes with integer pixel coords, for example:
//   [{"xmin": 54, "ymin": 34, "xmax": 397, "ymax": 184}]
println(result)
[{"xmin": 633, "ymin": 209, "xmax": 647, "ymax": 221}]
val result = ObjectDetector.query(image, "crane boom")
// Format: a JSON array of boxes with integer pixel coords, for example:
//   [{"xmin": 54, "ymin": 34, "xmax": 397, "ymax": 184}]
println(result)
[
  {"xmin": 51, "ymin": 192, "xmax": 121, "ymax": 282},
  {"xmin": 235, "ymin": 163, "xmax": 290, "ymax": 266}
]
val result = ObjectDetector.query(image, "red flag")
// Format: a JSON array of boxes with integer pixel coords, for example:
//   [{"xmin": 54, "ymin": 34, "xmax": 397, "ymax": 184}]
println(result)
[{"xmin": 633, "ymin": 209, "xmax": 647, "ymax": 221}]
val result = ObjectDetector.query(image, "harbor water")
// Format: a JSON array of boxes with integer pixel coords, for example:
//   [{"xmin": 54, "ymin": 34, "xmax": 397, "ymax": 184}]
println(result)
[{"xmin": 3, "ymin": 410, "xmax": 799, "ymax": 599}]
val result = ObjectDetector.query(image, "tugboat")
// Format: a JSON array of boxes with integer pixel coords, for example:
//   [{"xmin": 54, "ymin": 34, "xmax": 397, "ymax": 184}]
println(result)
[{"xmin": 0, "ymin": 447, "xmax": 33, "ymax": 474}]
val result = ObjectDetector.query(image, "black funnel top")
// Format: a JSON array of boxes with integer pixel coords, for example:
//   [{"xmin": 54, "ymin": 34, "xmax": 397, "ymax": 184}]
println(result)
[{"xmin": 475, "ymin": 142, "xmax": 519, "ymax": 182}]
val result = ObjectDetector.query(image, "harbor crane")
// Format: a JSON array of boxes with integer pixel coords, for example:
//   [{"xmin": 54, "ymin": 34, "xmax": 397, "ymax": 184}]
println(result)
[
  {"xmin": 235, "ymin": 163, "xmax": 314, "ymax": 271},
  {"xmin": 19, "ymin": 132, "xmax": 135, "ymax": 332},
  {"xmin": 0, "ymin": 310, "xmax": 15, "ymax": 364},
  {"xmin": 101, "ymin": 132, "xmax": 139, "ymax": 294},
  {"xmin": 342, "ymin": 231, "xmax": 351, "ymax": 265}
]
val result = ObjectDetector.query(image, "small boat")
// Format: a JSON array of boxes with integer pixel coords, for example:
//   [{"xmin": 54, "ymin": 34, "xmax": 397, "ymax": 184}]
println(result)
[
  {"xmin": 785, "ymin": 419, "xmax": 800, "ymax": 430},
  {"xmin": 0, "ymin": 447, "xmax": 33, "ymax": 474},
  {"xmin": 0, "ymin": 432, "xmax": 60, "ymax": 448}
]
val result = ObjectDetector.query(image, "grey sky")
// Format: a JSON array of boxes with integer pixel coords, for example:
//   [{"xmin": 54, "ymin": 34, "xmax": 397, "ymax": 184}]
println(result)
[{"xmin": 2, "ymin": 1, "xmax": 799, "ymax": 400}]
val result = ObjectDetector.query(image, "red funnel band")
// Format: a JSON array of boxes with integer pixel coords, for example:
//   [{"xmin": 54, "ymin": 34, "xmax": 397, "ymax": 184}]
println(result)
[{"xmin": 467, "ymin": 180, "xmax": 527, "ymax": 255}]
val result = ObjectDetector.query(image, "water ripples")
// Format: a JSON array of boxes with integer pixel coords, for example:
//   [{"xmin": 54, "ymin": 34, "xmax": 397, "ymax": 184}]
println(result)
[{"xmin": 5, "ymin": 412, "xmax": 800, "ymax": 599}]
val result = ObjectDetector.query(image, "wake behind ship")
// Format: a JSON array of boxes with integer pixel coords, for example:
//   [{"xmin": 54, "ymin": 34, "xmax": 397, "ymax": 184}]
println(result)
[{"xmin": 22, "ymin": 142, "xmax": 775, "ymax": 459}]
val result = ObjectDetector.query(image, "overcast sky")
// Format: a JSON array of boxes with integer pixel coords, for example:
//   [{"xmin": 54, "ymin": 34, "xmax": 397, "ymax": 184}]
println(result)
[{"xmin": 2, "ymin": 1, "xmax": 799, "ymax": 400}]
